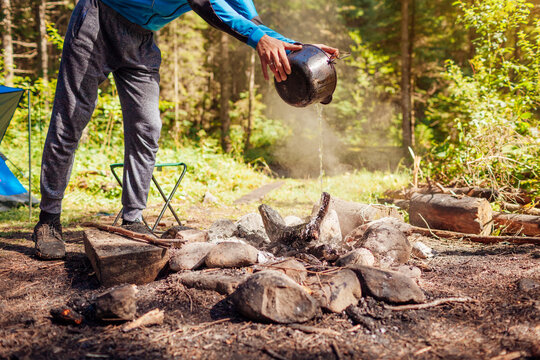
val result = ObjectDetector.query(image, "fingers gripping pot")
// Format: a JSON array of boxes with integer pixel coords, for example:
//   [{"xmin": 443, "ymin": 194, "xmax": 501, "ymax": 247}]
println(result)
[{"xmin": 274, "ymin": 44, "xmax": 337, "ymax": 107}]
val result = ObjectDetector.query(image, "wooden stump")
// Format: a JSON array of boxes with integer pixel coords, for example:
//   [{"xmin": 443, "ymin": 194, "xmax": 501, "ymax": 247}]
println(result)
[
  {"xmin": 84, "ymin": 229, "xmax": 169, "ymax": 287},
  {"xmin": 409, "ymin": 193, "xmax": 493, "ymax": 235},
  {"xmin": 493, "ymin": 213, "xmax": 540, "ymax": 236}
]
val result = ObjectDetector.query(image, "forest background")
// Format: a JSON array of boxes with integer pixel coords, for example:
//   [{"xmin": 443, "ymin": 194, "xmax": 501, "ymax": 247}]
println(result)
[{"xmin": 1, "ymin": 0, "xmax": 540, "ymax": 219}]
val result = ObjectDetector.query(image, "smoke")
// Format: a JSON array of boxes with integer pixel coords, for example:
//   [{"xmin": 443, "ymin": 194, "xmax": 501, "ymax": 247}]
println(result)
[{"xmin": 266, "ymin": 91, "xmax": 351, "ymax": 178}]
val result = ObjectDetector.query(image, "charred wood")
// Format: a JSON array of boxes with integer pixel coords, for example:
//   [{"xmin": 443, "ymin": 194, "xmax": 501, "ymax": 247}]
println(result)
[{"xmin": 259, "ymin": 192, "xmax": 331, "ymax": 251}]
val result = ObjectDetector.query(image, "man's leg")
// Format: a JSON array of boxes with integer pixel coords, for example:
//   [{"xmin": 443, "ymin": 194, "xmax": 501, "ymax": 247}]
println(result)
[
  {"xmin": 113, "ymin": 66, "xmax": 161, "ymax": 224},
  {"xmin": 36, "ymin": 0, "xmax": 108, "ymax": 259}
]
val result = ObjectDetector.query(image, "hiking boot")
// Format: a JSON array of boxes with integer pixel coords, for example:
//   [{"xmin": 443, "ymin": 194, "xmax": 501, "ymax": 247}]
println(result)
[
  {"xmin": 33, "ymin": 222, "xmax": 65, "ymax": 260},
  {"xmin": 121, "ymin": 220, "xmax": 154, "ymax": 236}
]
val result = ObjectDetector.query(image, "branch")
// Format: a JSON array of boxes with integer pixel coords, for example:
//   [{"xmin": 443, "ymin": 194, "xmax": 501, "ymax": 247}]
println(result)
[
  {"xmin": 384, "ymin": 297, "xmax": 474, "ymax": 311},
  {"xmin": 410, "ymin": 225, "xmax": 540, "ymax": 245},
  {"xmin": 82, "ymin": 222, "xmax": 179, "ymax": 248}
]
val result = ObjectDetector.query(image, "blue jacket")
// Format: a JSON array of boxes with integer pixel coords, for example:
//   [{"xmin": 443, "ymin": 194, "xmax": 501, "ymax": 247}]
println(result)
[{"xmin": 99, "ymin": 0, "xmax": 295, "ymax": 48}]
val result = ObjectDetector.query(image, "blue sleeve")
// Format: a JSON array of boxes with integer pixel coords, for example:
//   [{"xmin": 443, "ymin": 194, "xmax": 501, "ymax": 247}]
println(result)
[{"xmin": 187, "ymin": 0, "xmax": 296, "ymax": 49}]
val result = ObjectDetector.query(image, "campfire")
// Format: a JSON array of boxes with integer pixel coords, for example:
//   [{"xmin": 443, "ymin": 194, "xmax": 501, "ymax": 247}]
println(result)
[{"xmin": 55, "ymin": 187, "xmax": 535, "ymax": 328}]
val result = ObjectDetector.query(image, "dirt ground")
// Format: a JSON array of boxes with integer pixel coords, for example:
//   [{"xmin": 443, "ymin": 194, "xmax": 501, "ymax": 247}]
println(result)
[{"xmin": 1, "ymin": 207, "xmax": 539, "ymax": 360}]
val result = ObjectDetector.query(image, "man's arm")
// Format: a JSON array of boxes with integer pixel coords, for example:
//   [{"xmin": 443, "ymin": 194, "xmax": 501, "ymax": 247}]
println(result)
[{"xmin": 187, "ymin": 0, "xmax": 338, "ymax": 82}]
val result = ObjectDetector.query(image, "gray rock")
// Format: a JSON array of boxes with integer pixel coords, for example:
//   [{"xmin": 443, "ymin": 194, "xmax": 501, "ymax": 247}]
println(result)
[
  {"xmin": 234, "ymin": 213, "xmax": 270, "ymax": 247},
  {"xmin": 518, "ymin": 278, "xmax": 540, "ymax": 292},
  {"xmin": 205, "ymin": 242, "xmax": 258, "ymax": 268},
  {"xmin": 208, "ymin": 219, "xmax": 237, "ymax": 242},
  {"xmin": 169, "ymin": 242, "xmax": 216, "ymax": 271},
  {"xmin": 347, "ymin": 220, "xmax": 412, "ymax": 268},
  {"xmin": 345, "ymin": 217, "xmax": 412, "ymax": 241},
  {"xmin": 210, "ymin": 236, "xmax": 246, "ymax": 244},
  {"xmin": 412, "ymin": 241, "xmax": 433, "ymax": 259},
  {"xmin": 94, "ymin": 284, "xmax": 138, "ymax": 321},
  {"xmin": 203, "ymin": 191, "xmax": 219, "ymax": 204},
  {"xmin": 310, "ymin": 209, "xmax": 342, "ymax": 248},
  {"xmin": 172, "ymin": 271, "xmax": 248, "ymax": 295},
  {"xmin": 232, "ymin": 270, "xmax": 318, "ymax": 323},
  {"xmin": 161, "ymin": 226, "xmax": 209, "ymax": 243},
  {"xmin": 311, "ymin": 269, "xmax": 362, "ymax": 313},
  {"xmin": 267, "ymin": 258, "xmax": 307, "ymax": 284},
  {"xmin": 392, "ymin": 264, "xmax": 422, "ymax": 279},
  {"xmin": 336, "ymin": 248, "xmax": 375, "ymax": 267},
  {"xmin": 314, "ymin": 197, "xmax": 403, "ymax": 238},
  {"xmin": 284, "ymin": 215, "xmax": 304, "ymax": 227},
  {"xmin": 349, "ymin": 265, "xmax": 425, "ymax": 304}
]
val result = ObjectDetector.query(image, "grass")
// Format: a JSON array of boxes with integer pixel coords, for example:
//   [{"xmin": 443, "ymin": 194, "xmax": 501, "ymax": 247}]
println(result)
[{"xmin": 0, "ymin": 139, "xmax": 410, "ymax": 230}]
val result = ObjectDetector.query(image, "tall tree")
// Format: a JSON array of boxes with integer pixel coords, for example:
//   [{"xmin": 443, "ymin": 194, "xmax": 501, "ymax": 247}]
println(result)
[
  {"xmin": 400, "ymin": 0, "xmax": 413, "ymax": 152},
  {"xmin": 244, "ymin": 51, "xmax": 255, "ymax": 152},
  {"xmin": 1, "ymin": 0, "xmax": 14, "ymax": 85},
  {"xmin": 219, "ymin": 32, "xmax": 232, "ymax": 153},
  {"xmin": 37, "ymin": 0, "xmax": 49, "ymax": 111}
]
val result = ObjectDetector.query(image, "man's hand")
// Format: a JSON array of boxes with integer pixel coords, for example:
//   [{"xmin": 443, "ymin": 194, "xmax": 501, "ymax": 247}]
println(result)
[
  {"xmin": 256, "ymin": 35, "xmax": 302, "ymax": 82},
  {"xmin": 313, "ymin": 44, "xmax": 340, "ymax": 59}
]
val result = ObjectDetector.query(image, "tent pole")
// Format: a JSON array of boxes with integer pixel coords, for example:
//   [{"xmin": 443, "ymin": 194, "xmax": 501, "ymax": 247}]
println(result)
[{"xmin": 28, "ymin": 91, "xmax": 32, "ymax": 221}]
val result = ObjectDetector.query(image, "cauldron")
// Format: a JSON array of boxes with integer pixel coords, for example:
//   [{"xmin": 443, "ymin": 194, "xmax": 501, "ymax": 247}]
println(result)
[{"xmin": 274, "ymin": 44, "xmax": 337, "ymax": 107}]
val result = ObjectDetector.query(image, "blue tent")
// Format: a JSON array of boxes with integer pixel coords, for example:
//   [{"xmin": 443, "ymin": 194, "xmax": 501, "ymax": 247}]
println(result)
[{"xmin": 0, "ymin": 85, "xmax": 36, "ymax": 212}]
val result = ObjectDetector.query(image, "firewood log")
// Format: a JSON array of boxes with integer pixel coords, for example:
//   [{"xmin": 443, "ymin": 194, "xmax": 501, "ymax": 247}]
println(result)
[{"xmin": 409, "ymin": 193, "xmax": 493, "ymax": 235}]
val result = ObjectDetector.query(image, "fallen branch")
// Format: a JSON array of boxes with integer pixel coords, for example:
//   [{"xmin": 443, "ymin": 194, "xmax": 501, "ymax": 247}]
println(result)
[
  {"xmin": 122, "ymin": 308, "xmax": 164, "ymax": 332},
  {"xmin": 331, "ymin": 341, "xmax": 344, "ymax": 360},
  {"xmin": 501, "ymin": 202, "xmax": 540, "ymax": 216},
  {"xmin": 263, "ymin": 347, "xmax": 289, "ymax": 360},
  {"xmin": 82, "ymin": 222, "xmax": 178, "ymax": 248},
  {"xmin": 288, "ymin": 324, "xmax": 341, "ymax": 336},
  {"xmin": 410, "ymin": 225, "xmax": 540, "ymax": 245},
  {"xmin": 383, "ymin": 297, "xmax": 474, "ymax": 311}
]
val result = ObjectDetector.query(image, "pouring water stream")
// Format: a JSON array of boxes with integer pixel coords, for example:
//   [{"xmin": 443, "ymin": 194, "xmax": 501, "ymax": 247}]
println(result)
[{"xmin": 316, "ymin": 104, "xmax": 324, "ymax": 193}]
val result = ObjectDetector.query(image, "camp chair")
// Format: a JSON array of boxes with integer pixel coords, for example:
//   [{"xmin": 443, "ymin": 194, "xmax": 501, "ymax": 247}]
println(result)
[{"xmin": 110, "ymin": 162, "xmax": 187, "ymax": 233}]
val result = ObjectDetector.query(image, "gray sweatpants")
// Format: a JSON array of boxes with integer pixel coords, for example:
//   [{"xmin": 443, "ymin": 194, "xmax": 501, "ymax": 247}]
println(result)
[{"xmin": 40, "ymin": 0, "xmax": 162, "ymax": 222}]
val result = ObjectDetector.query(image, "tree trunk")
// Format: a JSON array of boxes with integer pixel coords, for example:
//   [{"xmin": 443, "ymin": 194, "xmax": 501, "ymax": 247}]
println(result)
[
  {"xmin": 38, "ymin": 0, "xmax": 49, "ymax": 112},
  {"xmin": 400, "ymin": 0, "xmax": 412, "ymax": 153},
  {"xmin": 219, "ymin": 33, "xmax": 232, "ymax": 153},
  {"xmin": 1, "ymin": 0, "xmax": 14, "ymax": 86},
  {"xmin": 408, "ymin": 0, "xmax": 415, "ymax": 148},
  {"xmin": 172, "ymin": 20, "xmax": 180, "ymax": 147},
  {"xmin": 244, "ymin": 51, "xmax": 256, "ymax": 152}
]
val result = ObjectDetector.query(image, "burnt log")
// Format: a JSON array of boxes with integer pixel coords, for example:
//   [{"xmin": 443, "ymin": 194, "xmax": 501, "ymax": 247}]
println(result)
[
  {"xmin": 409, "ymin": 193, "xmax": 493, "ymax": 236},
  {"xmin": 259, "ymin": 192, "xmax": 331, "ymax": 250},
  {"xmin": 493, "ymin": 213, "xmax": 540, "ymax": 237}
]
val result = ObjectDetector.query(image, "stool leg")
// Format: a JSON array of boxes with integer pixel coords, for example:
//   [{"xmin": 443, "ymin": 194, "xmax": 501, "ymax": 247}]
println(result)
[{"xmin": 151, "ymin": 173, "xmax": 184, "ymax": 231}]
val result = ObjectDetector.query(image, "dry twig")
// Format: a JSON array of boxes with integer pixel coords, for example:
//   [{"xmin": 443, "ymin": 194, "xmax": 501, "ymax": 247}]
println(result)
[
  {"xmin": 122, "ymin": 309, "xmax": 164, "ymax": 332},
  {"xmin": 288, "ymin": 324, "xmax": 341, "ymax": 336},
  {"xmin": 383, "ymin": 297, "xmax": 474, "ymax": 311},
  {"xmin": 410, "ymin": 225, "xmax": 540, "ymax": 245}
]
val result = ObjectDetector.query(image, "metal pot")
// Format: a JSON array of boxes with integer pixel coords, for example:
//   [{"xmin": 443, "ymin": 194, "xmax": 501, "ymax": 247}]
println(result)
[{"xmin": 274, "ymin": 44, "xmax": 337, "ymax": 107}]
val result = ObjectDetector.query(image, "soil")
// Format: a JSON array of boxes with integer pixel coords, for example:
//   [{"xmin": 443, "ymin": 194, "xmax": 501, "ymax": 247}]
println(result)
[{"xmin": 1, "ymin": 208, "xmax": 539, "ymax": 360}]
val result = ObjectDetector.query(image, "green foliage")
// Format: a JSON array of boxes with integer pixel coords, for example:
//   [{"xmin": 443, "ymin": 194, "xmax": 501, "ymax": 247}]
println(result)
[{"xmin": 424, "ymin": 0, "xmax": 540, "ymax": 191}]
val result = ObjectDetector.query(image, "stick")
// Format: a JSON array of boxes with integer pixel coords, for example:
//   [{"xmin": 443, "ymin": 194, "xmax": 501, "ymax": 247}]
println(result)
[
  {"xmin": 122, "ymin": 309, "xmax": 164, "ymax": 332},
  {"xmin": 501, "ymin": 202, "xmax": 540, "ymax": 216},
  {"xmin": 263, "ymin": 347, "xmax": 289, "ymax": 360},
  {"xmin": 82, "ymin": 222, "xmax": 176, "ymax": 248},
  {"xmin": 331, "ymin": 341, "xmax": 343, "ymax": 360},
  {"xmin": 288, "ymin": 324, "xmax": 341, "ymax": 336},
  {"xmin": 383, "ymin": 297, "xmax": 474, "ymax": 311},
  {"xmin": 410, "ymin": 225, "xmax": 540, "ymax": 245}
]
